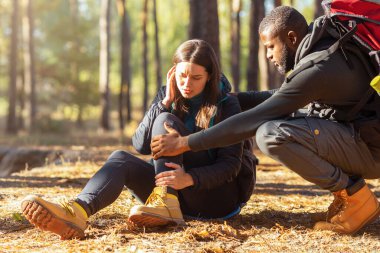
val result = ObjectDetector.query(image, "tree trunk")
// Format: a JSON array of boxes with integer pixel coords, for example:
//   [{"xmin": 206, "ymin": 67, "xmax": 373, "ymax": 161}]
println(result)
[
  {"xmin": 204, "ymin": 0, "xmax": 220, "ymax": 64},
  {"xmin": 188, "ymin": 0, "xmax": 220, "ymax": 65},
  {"xmin": 230, "ymin": 0, "xmax": 241, "ymax": 91},
  {"xmin": 7, "ymin": 0, "xmax": 19, "ymax": 134},
  {"xmin": 247, "ymin": 0, "xmax": 264, "ymax": 91},
  {"xmin": 22, "ymin": 0, "xmax": 36, "ymax": 132},
  {"xmin": 117, "ymin": 0, "xmax": 132, "ymax": 130},
  {"xmin": 69, "ymin": 0, "xmax": 84, "ymax": 128},
  {"xmin": 17, "ymin": 71, "xmax": 25, "ymax": 130},
  {"xmin": 314, "ymin": 0, "xmax": 324, "ymax": 18},
  {"xmin": 99, "ymin": 0, "xmax": 111, "ymax": 131},
  {"xmin": 153, "ymin": 0, "xmax": 162, "ymax": 91},
  {"xmin": 188, "ymin": 0, "xmax": 204, "ymax": 39},
  {"xmin": 142, "ymin": 0, "xmax": 149, "ymax": 114}
]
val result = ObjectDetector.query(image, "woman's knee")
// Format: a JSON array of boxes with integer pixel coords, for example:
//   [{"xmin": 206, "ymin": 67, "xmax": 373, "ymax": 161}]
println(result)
[
  {"xmin": 152, "ymin": 112, "xmax": 181, "ymax": 135},
  {"xmin": 107, "ymin": 150, "xmax": 135, "ymax": 161},
  {"xmin": 153, "ymin": 112, "xmax": 176, "ymax": 127}
]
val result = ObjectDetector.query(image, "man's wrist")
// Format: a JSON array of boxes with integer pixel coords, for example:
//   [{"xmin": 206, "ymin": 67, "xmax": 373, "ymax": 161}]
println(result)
[{"xmin": 180, "ymin": 136, "xmax": 191, "ymax": 153}]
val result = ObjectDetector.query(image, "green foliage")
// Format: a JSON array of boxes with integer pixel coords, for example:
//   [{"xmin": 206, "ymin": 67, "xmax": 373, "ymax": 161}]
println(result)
[{"xmin": 0, "ymin": 0, "xmax": 317, "ymax": 132}]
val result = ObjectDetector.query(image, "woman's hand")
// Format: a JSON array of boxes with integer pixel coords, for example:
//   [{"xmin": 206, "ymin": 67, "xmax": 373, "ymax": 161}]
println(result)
[
  {"xmin": 151, "ymin": 123, "xmax": 190, "ymax": 159},
  {"xmin": 155, "ymin": 162, "xmax": 194, "ymax": 190},
  {"xmin": 162, "ymin": 66, "xmax": 176, "ymax": 109}
]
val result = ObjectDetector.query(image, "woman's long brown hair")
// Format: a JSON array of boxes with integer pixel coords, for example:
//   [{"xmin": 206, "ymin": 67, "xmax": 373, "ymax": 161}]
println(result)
[{"xmin": 171, "ymin": 39, "xmax": 221, "ymax": 129}]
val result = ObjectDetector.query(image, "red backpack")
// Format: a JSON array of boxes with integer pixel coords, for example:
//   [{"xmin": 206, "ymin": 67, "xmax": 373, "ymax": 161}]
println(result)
[{"xmin": 324, "ymin": 0, "xmax": 380, "ymax": 94}]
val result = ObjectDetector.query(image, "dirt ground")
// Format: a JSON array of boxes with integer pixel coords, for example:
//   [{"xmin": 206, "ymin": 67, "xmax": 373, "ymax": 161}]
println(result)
[{"xmin": 1, "ymin": 147, "xmax": 380, "ymax": 253}]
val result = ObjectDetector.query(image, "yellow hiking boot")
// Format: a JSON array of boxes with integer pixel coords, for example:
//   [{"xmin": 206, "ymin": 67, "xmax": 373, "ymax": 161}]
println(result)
[
  {"xmin": 311, "ymin": 191, "xmax": 345, "ymax": 222},
  {"xmin": 128, "ymin": 186, "xmax": 185, "ymax": 227},
  {"xmin": 21, "ymin": 195, "xmax": 88, "ymax": 239},
  {"xmin": 314, "ymin": 184, "xmax": 380, "ymax": 234}
]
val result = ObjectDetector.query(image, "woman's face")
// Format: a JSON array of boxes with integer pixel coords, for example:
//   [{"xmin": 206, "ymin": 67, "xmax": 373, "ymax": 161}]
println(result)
[{"xmin": 175, "ymin": 62, "xmax": 209, "ymax": 99}]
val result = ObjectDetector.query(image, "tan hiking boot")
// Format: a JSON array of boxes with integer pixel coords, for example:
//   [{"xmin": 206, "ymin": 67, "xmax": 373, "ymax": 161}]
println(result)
[
  {"xmin": 128, "ymin": 186, "xmax": 185, "ymax": 227},
  {"xmin": 311, "ymin": 191, "xmax": 345, "ymax": 222},
  {"xmin": 21, "ymin": 195, "xmax": 88, "ymax": 239},
  {"xmin": 314, "ymin": 184, "xmax": 380, "ymax": 234}
]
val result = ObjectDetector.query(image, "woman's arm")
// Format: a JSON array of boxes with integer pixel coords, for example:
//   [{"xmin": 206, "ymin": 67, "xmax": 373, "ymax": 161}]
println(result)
[
  {"xmin": 132, "ymin": 87, "xmax": 168, "ymax": 154},
  {"xmin": 237, "ymin": 89, "xmax": 278, "ymax": 111}
]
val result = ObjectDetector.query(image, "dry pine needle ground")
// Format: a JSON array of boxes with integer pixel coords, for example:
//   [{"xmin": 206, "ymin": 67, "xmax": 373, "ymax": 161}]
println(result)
[{"xmin": 1, "ymin": 149, "xmax": 380, "ymax": 252}]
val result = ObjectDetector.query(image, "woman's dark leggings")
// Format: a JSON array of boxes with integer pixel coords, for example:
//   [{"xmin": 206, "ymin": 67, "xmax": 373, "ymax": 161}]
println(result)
[{"xmin": 76, "ymin": 113, "xmax": 240, "ymax": 219}]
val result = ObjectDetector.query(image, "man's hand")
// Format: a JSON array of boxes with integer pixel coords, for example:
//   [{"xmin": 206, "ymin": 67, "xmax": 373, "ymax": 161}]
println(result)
[
  {"xmin": 155, "ymin": 162, "xmax": 194, "ymax": 190},
  {"xmin": 151, "ymin": 122, "xmax": 190, "ymax": 159}
]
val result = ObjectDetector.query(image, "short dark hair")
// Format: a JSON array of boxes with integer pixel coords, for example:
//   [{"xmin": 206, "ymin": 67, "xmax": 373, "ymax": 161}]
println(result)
[{"xmin": 259, "ymin": 6, "xmax": 308, "ymax": 38}]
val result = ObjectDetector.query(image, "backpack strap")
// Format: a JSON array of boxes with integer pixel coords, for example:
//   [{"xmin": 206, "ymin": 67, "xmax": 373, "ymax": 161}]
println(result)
[{"xmin": 286, "ymin": 19, "xmax": 357, "ymax": 83}]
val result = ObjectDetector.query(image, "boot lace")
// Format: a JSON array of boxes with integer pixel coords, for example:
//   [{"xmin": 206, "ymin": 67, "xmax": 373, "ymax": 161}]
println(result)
[
  {"xmin": 144, "ymin": 189, "xmax": 174, "ymax": 220},
  {"xmin": 58, "ymin": 199, "xmax": 76, "ymax": 217},
  {"xmin": 335, "ymin": 192, "xmax": 349, "ymax": 218},
  {"xmin": 326, "ymin": 194, "xmax": 344, "ymax": 221},
  {"xmin": 145, "ymin": 191, "xmax": 167, "ymax": 207}
]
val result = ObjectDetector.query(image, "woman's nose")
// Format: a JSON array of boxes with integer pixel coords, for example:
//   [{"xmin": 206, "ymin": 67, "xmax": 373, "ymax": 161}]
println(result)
[{"xmin": 183, "ymin": 77, "xmax": 191, "ymax": 86}]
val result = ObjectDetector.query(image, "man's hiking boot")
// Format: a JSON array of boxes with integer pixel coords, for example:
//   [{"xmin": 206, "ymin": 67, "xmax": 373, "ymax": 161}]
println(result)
[
  {"xmin": 21, "ymin": 195, "xmax": 88, "ymax": 240},
  {"xmin": 128, "ymin": 186, "xmax": 185, "ymax": 227},
  {"xmin": 311, "ymin": 191, "xmax": 346, "ymax": 222},
  {"xmin": 314, "ymin": 184, "xmax": 380, "ymax": 234}
]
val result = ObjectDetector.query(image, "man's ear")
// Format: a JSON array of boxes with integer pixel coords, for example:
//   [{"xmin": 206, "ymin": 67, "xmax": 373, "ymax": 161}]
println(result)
[{"xmin": 287, "ymin": 30, "xmax": 298, "ymax": 49}]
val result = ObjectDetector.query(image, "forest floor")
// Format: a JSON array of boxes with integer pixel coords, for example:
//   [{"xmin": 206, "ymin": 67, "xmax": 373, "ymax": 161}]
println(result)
[{"xmin": 1, "ymin": 140, "xmax": 380, "ymax": 253}]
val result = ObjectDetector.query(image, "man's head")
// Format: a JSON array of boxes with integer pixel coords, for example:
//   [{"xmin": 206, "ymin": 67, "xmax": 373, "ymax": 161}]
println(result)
[{"xmin": 259, "ymin": 6, "xmax": 308, "ymax": 75}]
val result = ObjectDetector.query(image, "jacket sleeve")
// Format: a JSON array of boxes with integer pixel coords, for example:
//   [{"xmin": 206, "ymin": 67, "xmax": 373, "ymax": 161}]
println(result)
[
  {"xmin": 188, "ymin": 64, "xmax": 326, "ymax": 151},
  {"xmin": 186, "ymin": 95, "xmax": 244, "ymax": 190},
  {"xmin": 132, "ymin": 87, "xmax": 168, "ymax": 154}
]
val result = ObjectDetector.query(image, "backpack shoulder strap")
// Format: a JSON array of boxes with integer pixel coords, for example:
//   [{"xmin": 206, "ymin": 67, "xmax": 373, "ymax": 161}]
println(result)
[{"xmin": 286, "ymin": 18, "xmax": 357, "ymax": 83}]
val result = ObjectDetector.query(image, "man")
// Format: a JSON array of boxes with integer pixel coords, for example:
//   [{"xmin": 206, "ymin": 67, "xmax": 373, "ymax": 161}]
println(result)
[{"xmin": 151, "ymin": 6, "xmax": 380, "ymax": 234}]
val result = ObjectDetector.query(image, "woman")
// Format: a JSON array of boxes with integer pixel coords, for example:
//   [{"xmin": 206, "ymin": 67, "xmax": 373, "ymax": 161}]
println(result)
[{"xmin": 21, "ymin": 39, "xmax": 256, "ymax": 240}]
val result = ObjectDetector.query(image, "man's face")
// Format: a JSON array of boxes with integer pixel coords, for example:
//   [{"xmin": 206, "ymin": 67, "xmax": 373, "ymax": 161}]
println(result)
[{"xmin": 260, "ymin": 27, "xmax": 296, "ymax": 75}]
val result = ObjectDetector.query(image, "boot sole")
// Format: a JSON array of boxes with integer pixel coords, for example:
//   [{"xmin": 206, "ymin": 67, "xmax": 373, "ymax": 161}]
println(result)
[
  {"xmin": 128, "ymin": 211, "xmax": 185, "ymax": 227},
  {"xmin": 21, "ymin": 200, "xmax": 85, "ymax": 240}
]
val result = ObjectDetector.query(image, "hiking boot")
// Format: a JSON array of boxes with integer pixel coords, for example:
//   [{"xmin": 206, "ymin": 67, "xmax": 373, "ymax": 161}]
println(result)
[
  {"xmin": 128, "ymin": 186, "xmax": 185, "ymax": 227},
  {"xmin": 311, "ymin": 191, "xmax": 345, "ymax": 222},
  {"xmin": 313, "ymin": 184, "xmax": 380, "ymax": 234},
  {"xmin": 21, "ymin": 195, "xmax": 88, "ymax": 240}
]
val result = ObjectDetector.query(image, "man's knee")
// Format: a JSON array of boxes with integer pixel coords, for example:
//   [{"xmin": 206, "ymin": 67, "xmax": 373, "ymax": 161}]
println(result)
[{"xmin": 256, "ymin": 121, "xmax": 288, "ymax": 156}]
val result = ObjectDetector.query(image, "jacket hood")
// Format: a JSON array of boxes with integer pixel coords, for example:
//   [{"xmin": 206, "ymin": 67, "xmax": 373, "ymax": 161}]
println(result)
[{"xmin": 219, "ymin": 74, "xmax": 232, "ymax": 97}]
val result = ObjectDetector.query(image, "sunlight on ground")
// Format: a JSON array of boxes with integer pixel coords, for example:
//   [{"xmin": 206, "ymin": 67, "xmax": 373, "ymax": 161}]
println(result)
[{"xmin": 1, "ymin": 152, "xmax": 380, "ymax": 252}]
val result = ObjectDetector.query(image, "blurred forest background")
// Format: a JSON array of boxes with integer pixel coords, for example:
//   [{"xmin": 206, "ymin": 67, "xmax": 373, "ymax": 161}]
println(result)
[{"xmin": 0, "ymin": 0, "xmax": 324, "ymax": 137}]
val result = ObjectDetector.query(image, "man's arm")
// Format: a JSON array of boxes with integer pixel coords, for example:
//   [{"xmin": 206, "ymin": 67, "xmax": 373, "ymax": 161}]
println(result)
[{"xmin": 152, "ymin": 65, "xmax": 326, "ymax": 157}]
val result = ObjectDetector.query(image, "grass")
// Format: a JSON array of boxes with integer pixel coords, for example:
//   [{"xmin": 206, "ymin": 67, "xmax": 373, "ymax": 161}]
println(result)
[{"xmin": 1, "ymin": 147, "xmax": 380, "ymax": 252}]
